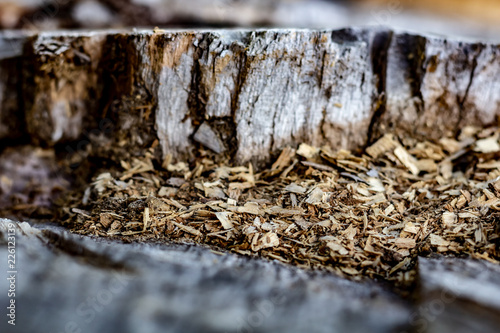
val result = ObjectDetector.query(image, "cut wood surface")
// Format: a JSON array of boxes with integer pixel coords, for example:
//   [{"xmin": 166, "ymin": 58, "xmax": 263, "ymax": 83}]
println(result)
[
  {"xmin": 418, "ymin": 257, "xmax": 500, "ymax": 333},
  {"xmin": 1, "ymin": 25, "xmax": 500, "ymax": 333},
  {"xmin": 1, "ymin": 28, "xmax": 500, "ymax": 165},
  {"xmin": 2, "ymin": 219, "xmax": 500, "ymax": 332},
  {"xmin": 0, "ymin": 219, "xmax": 411, "ymax": 333}
]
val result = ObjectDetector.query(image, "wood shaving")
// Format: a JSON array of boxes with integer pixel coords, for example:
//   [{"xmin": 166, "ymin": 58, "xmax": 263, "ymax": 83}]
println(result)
[{"xmin": 62, "ymin": 128, "xmax": 500, "ymax": 284}]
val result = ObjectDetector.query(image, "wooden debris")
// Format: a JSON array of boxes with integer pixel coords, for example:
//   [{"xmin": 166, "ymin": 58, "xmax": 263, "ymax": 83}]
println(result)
[
  {"xmin": 215, "ymin": 212, "xmax": 234, "ymax": 230},
  {"xmin": 63, "ymin": 127, "xmax": 500, "ymax": 282},
  {"xmin": 394, "ymin": 146, "xmax": 420, "ymax": 175},
  {"xmin": 366, "ymin": 134, "xmax": 398, "ymax": 158},
  {"xmin": 193, "ymin": 122, "xmax": 225, "ymax": 154}
]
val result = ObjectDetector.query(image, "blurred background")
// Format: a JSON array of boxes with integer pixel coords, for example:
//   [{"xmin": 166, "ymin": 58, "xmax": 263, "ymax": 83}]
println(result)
[{"xmin": 1, "ymin": 0, "xmax": 500, "ymax": 40}]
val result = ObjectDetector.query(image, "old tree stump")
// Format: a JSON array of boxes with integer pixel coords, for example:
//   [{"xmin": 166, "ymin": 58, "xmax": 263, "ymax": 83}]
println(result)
[{"xmin": 1, "ymin": 27, "xmax": 500, "ymax": 333}]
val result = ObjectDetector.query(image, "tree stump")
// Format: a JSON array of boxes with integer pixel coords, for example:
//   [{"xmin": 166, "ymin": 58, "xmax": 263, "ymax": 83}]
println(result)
[
  {"xmin": 2, "ymin": 26, "xmax": 500, "ymax": 333},
  {"xmin": 1, "ymin": 28, "xmax": 500, "ymax": 165}
]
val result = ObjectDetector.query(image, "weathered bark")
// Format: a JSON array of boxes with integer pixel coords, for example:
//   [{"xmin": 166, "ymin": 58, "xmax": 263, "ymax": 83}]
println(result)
[
  {"xmin": 0, "ymin": 219, "xmax": 411, "ymax": 333},
  {"xmin": 381, "ymin": 33, "xmax": 500, "ymax": 141},
  {"xmin": 417, "ymin": 257, "xmax": 500, "ymax": 333},
  {"xmin": 0, "ymin": 31, "xmax": 31, "ymax": 141},
  {"xmin": 3, "ymin": 221, "xmax": 500, "ymax": 332},
  {"xmin": 2, "ymin": 28, "xmax": 500, "ymax": 165}
]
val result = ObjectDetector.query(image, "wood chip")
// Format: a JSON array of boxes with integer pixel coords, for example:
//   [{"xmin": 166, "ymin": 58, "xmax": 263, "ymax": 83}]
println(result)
[
  {"xmin": 252, "ymin": 232, "xmax": 280, "ymax": 251},
  {"xmin": 394, "ymin": 146, "xmax": 420, "ymax": 175},
  {"xmin": 441, "ymin": 212, "xmax": 457, "ymax": 226},
  {"xmin": 395, "ymin": 238, "xmax": 416, "ymax": 249},
  {"xmin": 474, "ymin": 135, "xmax": 500, "ymax": 153},
  {"xmin": 215, "ymin": 212, "xmax": 234, "ymax": 230},
  {"xmin": 430, "ymin": 234, "xmax": 450, "ymax": 247},
  {"xmin": 170, "ymin": 220, "xmax": 202, "ymax": 237},
  {"xmin": 63, "ymin": 125, "xmax": 500, "ymax": 283},
  {"xmin": 366, "ymin": 134, "xmax": 398, "ymax": 158}
]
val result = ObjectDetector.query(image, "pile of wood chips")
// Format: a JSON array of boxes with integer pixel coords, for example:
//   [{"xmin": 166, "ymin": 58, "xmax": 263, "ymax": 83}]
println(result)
[{"xmin": 64, "ymin": 126, "xmax": 500, "ymax": 283}]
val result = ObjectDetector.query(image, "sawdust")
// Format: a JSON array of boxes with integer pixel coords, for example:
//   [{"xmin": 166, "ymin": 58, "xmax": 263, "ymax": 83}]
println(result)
[{"xmin": 61, "ymin": 126, "xmax": 500, "ymax": 283}]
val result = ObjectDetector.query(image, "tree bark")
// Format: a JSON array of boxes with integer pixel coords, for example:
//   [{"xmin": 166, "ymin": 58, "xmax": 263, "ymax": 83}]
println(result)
[
  {"xmin": 0, "ymin": 219, "xmax": 411, "ymax": 333},
  {"xmin": 418, "ymin": 257, "xmax": 500, "ymax": 333},
  {"xmin": 2, "ymin": 28, "xmax": 500, "ymax": 165}
]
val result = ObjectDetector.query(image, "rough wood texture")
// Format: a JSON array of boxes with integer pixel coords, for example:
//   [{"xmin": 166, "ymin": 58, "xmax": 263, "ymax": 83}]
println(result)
[
  {"xmin": 2, "ymin": 28, "xmax": 500, "ymax": 165},
  {"xmin": 0, "ymin": 219, "xmax": 411, "ymax": 333},
  {"xmin": 3, "ymin": 220, "xmax": 500, "ymax": 332},
  {"xmin": 417, "ymin": 257, "xmax": 500, "ymax": 333},
  {"xmin": 382, "ymin": 33, "xmax": 500, "ymax": 140},
  {"xmin": 0, "ymin": 31, "xmax": 30, "ymax": 140}
]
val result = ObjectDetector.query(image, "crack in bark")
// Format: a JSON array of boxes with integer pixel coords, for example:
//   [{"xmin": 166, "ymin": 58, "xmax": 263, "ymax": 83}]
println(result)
[
  {"xmin": 3, "ymin": 29, "xmax": 500, "ymax": 166},
  {"xmin": 367, "ymin": 30, "xmax": 393, "ymax": 146},
  {"xmin": 42, "ymin": 229, "xmax": 135, "ymax": 273},
  {"xmin": 404, "ymin": 35, "xmax": 427, "ymax": 116},
  {"xmin": 458, "ymin": 44, "xmax": 484, "ymax": 119}
]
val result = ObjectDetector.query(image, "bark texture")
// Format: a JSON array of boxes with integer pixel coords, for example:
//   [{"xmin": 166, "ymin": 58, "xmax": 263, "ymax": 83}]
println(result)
[
  {"xmin": 0, "ymin": 219, "xmax": 411, "ymax": 333},
  {"xmin": 2, "ymin": 220, "xmax": 500, "ymax": 332},
  {"xmin": 1, "ymin": 28, "xmax": 500, "ymax": 165},
  {"xmin": 418, "ymin": 257, "xmax": 500, "ymax": 333}
]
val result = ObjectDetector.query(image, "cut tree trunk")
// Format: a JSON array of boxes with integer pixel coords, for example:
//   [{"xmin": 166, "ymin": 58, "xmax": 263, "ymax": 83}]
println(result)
[
  {"xmin": 418, "ymin": 257, "xmax": 500, "ymax": 333},
  {"xmin": 1, "ymin": 28, "xmax": 500, "ymax": 165},
  {"xmin": 0, "ymin": 219, "xmax": 412, "ymax": 333},
  {"xmin": 2, "ymin": 26, "xmax": 500, "ymax": 333}
]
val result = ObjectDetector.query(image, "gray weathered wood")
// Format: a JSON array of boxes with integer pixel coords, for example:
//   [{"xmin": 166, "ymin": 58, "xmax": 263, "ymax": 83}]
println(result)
[
  {"xmin": 382, "ymin": 33, "xmax": 500, "ymax": 140},
  {"xmin": 2, "ymin": 28, "xmax": 500, "ymax": 165},
  {"xmin": 0, "ymin": 219, "xmax": 411, "ymax": 333},
  {"xmin": 417, "ymin": 257, "xmax": 500, "ymax": 333}
]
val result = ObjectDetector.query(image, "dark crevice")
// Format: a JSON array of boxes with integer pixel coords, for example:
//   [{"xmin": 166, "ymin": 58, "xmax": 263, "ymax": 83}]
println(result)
[
  {"xmin": 189, "ymin": 34, "xmax": 250, "ymax": 160},
  {"xmin": 319, "ymin": 107, "xmax": 328, "ymax": 143},
  {"xmin": 187, "ymin": 34, "xmax": 209, "ymax": 130},
  {"xmin": 366, "ymin": 30, "xmax": 393, "ymax": 146},
  {"xmin": 227, "ymin": 35, "xmax": 251, "ymax": 158},
  {"xmin": 226, "ymin": 34, "xmax": 252, "ymax": 160},
  {"xmin": 318, "ymin": 48, "xmax": 327, "ymax": 90},
  {"xmin": 0, "ymin": 46, "xmax": 30, "ymax": 152},
  {"xmin": 232, "ymin": 48, "xmax": 249, "ymax": 121},
  {"xmin": 457, "ymin": 44, "xmax": 484, "ymax": 129},
  {"xmin": 405, "ymin": 35, "xmax": 427, "ymax": 115},
  {"xmin": 42, "ymin": 229, "xmax": 135, "ymax": 273}
]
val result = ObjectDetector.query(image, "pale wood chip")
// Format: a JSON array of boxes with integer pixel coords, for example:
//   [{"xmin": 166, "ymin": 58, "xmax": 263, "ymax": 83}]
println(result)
[
  {"xmin": 441, "ymin": 212, "xmax": 457, "ymax": 226},
  {"xmin": 367, "ymin": 177, "xmax": 385, "ymax": 192},
  {"xmin": 327, "ymin": 241, "xmax": 349, "ymax": 256},
  {"xmin": 395, "ymin": 238, "xmax": 416, "ymax": 249},
  {"xmin": 306, "ymin": 187, "xmax": 325, "ymax": 204},
  {"xmin": 231, "ymin": 202, "xmax": 261, "ymax": 215},
  {"xmin": 143, "ymin": 207, "xmax": 150, "ymax": 232},
  {"xmin": 341, "ymin": 267, "xmax": 358, "ymax": 275},
  {"xmin": 252, "ymin": 232, "xmax": 280, "ymax": 251},
  {"xmin": 416, "ymin": 159, "xmax": 437, "ymax": 173},
  {"xmin": 430, "ymin": 234, "xmax": 450, "ymax": 247},
  {"xmin": 265, "ymin": 206, "xmax": 304, "ymax": 216},
  {"xmin": 215, "ymin": 212, "xmax": 234, "ymax": 230},
  {"xmin": 456, "ymin": 195, "xmax": 467, "ymax": 209},
  {"xmin": 171, "ymin": 220, "xmax": 202, "ymax": 236},
  {"xmin": 342, "ymin": 225, "xmax": 357, "ymax": 240},
  {"xmin": 402, "ymin": 222, "xmax": 419, "ymax": 234},
  {"xmin": 474, "ymin": 135, "xmax": 500, "ymax": 153},
  {"xmin": 284, "ymin": 183, "xmax": 307, "ymax": 194},
  {"xmin": 366, "ymin": 134, "xmax": 398, "ymax": 158},
  {"xmin": 394, "ymin": 146, "xmax": 420, "ymax": 175},
  {"xmin": 296, "ymin": 143, "xmax": 319, "ymax": 159},
  {"xmin": 458, "ymin": 211, "xmax": 481, "ymax": 219},
  {"xmin": 301, "ymin": 161, "xmax": 335, "ymax": 172}
]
